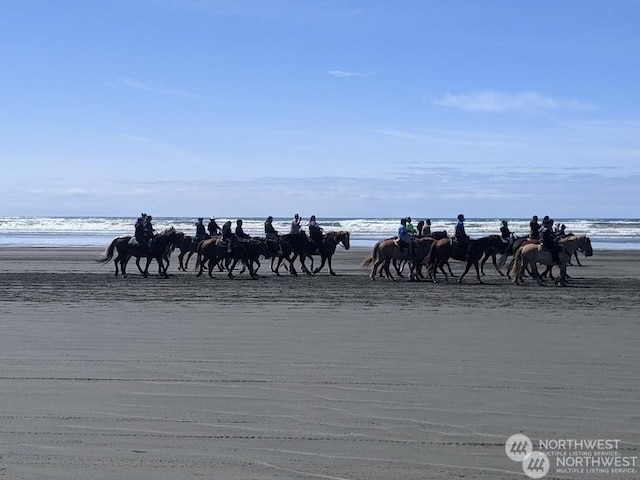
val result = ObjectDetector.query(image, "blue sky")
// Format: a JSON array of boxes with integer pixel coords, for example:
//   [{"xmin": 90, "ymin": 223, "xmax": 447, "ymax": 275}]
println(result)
[{"xmin": 1, "ymin": 0, "xmax": 639, "ymax": 218}]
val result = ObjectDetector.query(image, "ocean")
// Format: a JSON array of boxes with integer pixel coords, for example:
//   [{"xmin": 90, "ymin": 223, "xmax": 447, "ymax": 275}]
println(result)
[{"xmin": 0, "ymin": 216, "xmax": 639, "ymax": 250}]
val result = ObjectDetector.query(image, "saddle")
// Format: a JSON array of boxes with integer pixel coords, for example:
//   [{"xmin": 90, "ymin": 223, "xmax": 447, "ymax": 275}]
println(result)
[{"xmin": 128, "ymin": 238, "xmax": 140, "ymax": 247}]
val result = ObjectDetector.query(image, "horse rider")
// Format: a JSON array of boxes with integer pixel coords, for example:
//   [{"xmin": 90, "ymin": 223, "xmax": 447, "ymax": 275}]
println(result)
[
  {"xmin": 455, "ymin": 214, "xmax": 472, "ymax": 260},
  {"xmin": 194, "ymin": 217, "xmax": 207, "ymax": 241},
  {"xmin": 416, "ymin": 220, "xmax": 425, "ymax": 238},
  {"xmin": 264, "ymin": 216, "xmax": 282, "ymax": 256},
  {"xmin": 308, "ymin": 215, "xmax": 324, "ymax": 251},
  {"xmin": 406, "ymin": 217, "xmax": 416, "ymax": 236},
  {"xmin": 500, "ymin": 220, "xmax": 515, "ymax": 249},
  {"xmin": 134, "ymin": 215, "xmax": 146, "ymax": 251},
  {"xmin": 397, "ymin": 217, "xmax": 413, "ymax": 256},
  {"xmin": 235, "ymin": 219, "xmax": 251, "ymax": 240},
  {"xmin": 540, "ymin": 217, "xmax": 561, "ymax": 264},
  {"xmin": 290, "ymin": 213, "xmax": 302, "ymax": 234},
  {"xmin": 207, "ymin": 216, "xmax": 221, "ymax": 236},
  {"xmin": 422, "ymin": 219, "xmax": 432, "ymax": 237},
  {"xmin": 221, "ymin": 220, "xmax": 234, "ymax": 253},
  {"xmin": 143, "ymin": 215, "xmax": 154, "ymax": 248},
  {"xmin": 558, "ymin": 223, "xmax": 567, "ymax": 237},
  {"xmin": 529, "ymin": 215, "xmax": 541, "ymax": 240}
]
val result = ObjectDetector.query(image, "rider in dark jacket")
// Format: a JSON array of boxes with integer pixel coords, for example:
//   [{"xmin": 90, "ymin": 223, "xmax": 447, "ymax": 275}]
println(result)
[
  {"xmin": 134, "ymin": 216, "xmax": 146, "ymax": 250},
  {"xmin": 207, "ymin": 217, "xmax": 221, "ymax": 236},
  {"xmin": 195, "ymin": 218, "xmax": 206, "ymax": 241},
  {"xmin": 540, "ymin": 219, "xmax": 561, "ymax": 264},
  {"xmin": 235, "ymin": 219, "xmax": 251, "ymax": 239},
  {"xmin": 143, "ymin": 215, "xmax": 154, "ymax": 248},
  {"xmin": 529, "ymin": 215, "xmax": 540, "ymax": 239}
]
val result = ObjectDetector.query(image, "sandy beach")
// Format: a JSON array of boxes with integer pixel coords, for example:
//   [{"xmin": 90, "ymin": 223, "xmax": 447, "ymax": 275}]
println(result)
[{"xmin": 0, "ymin": 246, "xmax": 639, "ymax": 479}]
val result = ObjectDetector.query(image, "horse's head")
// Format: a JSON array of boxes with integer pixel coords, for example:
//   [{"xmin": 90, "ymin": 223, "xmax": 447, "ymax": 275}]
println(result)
[
  {"xmin": 327, "ymin": 231, "xmax": 350, "ymax": 250},
  {"xmin": 579, "ymin": 236, "xmax": 593, "ymax": 257},
  {"xmin": 339, "ymin": 231, "xmax": 350, "ymax": 250}
]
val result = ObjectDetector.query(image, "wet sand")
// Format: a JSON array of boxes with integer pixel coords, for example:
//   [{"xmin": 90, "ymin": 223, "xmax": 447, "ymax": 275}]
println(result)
[{"xmin": 0, "ymin": 247, "xmax": 639, "ymax": 479}]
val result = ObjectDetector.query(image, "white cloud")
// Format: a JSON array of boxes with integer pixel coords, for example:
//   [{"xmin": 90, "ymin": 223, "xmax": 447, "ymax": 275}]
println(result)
[
  {"xmin": 328, "ymin": 70, "xmax": 372, "ymax": 78},
  {"xmin": 435, "ymin": 90, "xmax": 594, "ymax": 113}
]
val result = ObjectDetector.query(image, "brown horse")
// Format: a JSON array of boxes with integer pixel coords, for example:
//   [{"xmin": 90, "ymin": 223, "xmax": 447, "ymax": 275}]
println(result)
[
  {"xmin": 509, "ymin": 243, "xmax": 572, "ymax": 286},
  {"xmin": 425, "ymin": 235, "xmax": 505, "ymax": 284},
  {"xmin": 362, "ymin": 237, "xmax": 436, "ymax": 281}
]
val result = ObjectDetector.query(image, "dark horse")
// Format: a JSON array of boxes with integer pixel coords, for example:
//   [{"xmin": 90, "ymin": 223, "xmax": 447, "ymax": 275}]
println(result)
[
  {"xmin": 195, "ymin": 237, "xmax": 268, "ymax": 279},
  {"xmin": 425, "ymin": 235, "xmax": 506, "ymax": 284},
  {"xmin": 283, "ymin": 230, "xmax": 350, "ymax": 276},
  {"xmin": 176, "ymin": 235, "xmax": 210, "ymax": 271},
  {"xmin": 98, "ymin": 227, "xmax": 184, "ymax": 278}
]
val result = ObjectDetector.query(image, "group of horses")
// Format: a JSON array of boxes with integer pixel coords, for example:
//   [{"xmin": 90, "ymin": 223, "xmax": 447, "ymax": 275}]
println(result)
[
  {"xmin": 362, "ymin": 232, "xmax": 593, "ymax": 286},
  {"xmin": 97, "ymin": 226, "xmax": 593, "ymax": 287},
  {"xmin": 97, "ymin": 228, "xmax": 351, "ymax": 279}
]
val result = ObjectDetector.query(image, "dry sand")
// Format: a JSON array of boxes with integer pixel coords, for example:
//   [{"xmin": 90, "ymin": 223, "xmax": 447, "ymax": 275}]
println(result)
[{"xmin": 0, "ymin": 246, "xmax": 639, "ymax": 479}]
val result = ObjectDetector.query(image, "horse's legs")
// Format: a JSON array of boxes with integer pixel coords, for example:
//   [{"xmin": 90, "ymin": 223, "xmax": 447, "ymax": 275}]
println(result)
[
  {"xmin": 383, "ymin": 259, "xmax": 395, "ymax": 281},
  {"xmin": 299, "ymin": 254, "xmax": 312, "ymax": 275},
  {"xmin": 313, "ymin": 255, "xmax": 327, "ymax": 275},
  {"xmin": 445, "ymin": 261, "xmax": 456, "ymax": 277},
  {"xmin": 227, "ymin": 258, "xmax": 240, "ymax": 278},
  {"xmin": 573, "ymin": 251, "xmax": 583, "ymax": 266},
  {"xmin": 370, "ymin": 258, "xmax": 381, "ymax": 280},
  {"xmin": 327, "ymin": 255, "xmax": 336, "ymax": 276},
  {"xmin": 135, "ymin": 256, "xmax": 145, "ymax": 275},
  {"xmin": 288, "ymin": 253, "xmax": 299, "ymax": 276},
  {"xmin": 457, "ymin": 261, "xmax": 473, "ymax": 283},
  {"xmin": 142, "ymin": 257, "xmax": 152, "ymax": 278},
  {"xmin": 184, "ymin": 251, "xmax": 196, "ymax": 270},
  {"xmin": 480, "ymin": 252, "xmax": 490, "ymax": 276},
  {"xmin": 437, "ymin": 264, "xmax": 449, "ymax": 282},
  {"xmin": 393, "ymin": 259, "xmax": 403, "ymax": 278},
  {"xmin": 178, "ymin": 251, "xmax": 185, "ymax": 271}
]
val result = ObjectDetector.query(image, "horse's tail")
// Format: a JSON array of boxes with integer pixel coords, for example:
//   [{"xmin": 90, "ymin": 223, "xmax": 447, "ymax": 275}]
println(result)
[
  {"xmin": 194, "ymin": 240, "xmax": 204, "ymax": 272},
  {"xmin": 509, "ymin": 246, "xmax": 523, "ymax": 282},
  {"xmin": 96, "ymin": 238, "xmax": 118, "ymax": 264},
  {"xmin": 361, "ymin": 241, "xmax": 380, "ymax": 268},
  {"xmin": 425, "ymin": 241, "xmax": 439, "ymax": 278}
]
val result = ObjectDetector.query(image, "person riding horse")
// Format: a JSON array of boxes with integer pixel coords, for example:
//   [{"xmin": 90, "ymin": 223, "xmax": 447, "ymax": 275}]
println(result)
[
  {"xmin": 264, "ymin": 216, "xmax": 283, "ymax": 257},
  {"xmin": 221, "ymin": 220, "xmax": 234, "ymax": 253},
  {"xmin": 397, "ymin": 217, "xmax": 413, "ymax": 256},
  {"xmin": 422, "ymin": 219, "xmax": 432, "ymax": 237},
  {"xmin": 133, "ymin": 216, "xmax": 146, "ymax": 251},
  {"xmin": 500, "ymin": 220, "xmax": 515, "ymax": 249},
  {"xmin": 529, "ymin": 215, "xmax": 541, "ymax": 240},
  {"xmin": 454, "ymin": 214, "xmax": 473, "ymax": 260},
  {"xmin": 207, "ymin": 217, "xmax": 221, "ymax": 236},
  {"xmin": 290, "ymin": 213, "xmax": 302, "ymax": 234},
  {"xmin": 194, "ymin": 218, "xmax": 207, "ymax": 241},
  {"xmin": 540, "ymin": 218, "xmax": 562, "ymax": 264},
  {"xmin": 143, "ymin": 215, "xmax": 154, "ymax": 248},
  {"xmin": 406, "ymin": 217, "xmax": 416, "ymax": 236},
  {"xmin": 308, "ymin": 215, "xmax": 323, "ymax": 251}
]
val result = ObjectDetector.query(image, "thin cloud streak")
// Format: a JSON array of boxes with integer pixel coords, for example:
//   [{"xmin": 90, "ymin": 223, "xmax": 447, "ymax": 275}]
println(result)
[
  {"xmin": 328, "ymin": 70, "xmax": 373, "ymax": 78},
  {"xmin": 112, "ymin": 77, "xmax": 205, "ymax": 100},
  {"xmin": 435, "ymin": 91, "xmax": 595, "ymax": 113}
]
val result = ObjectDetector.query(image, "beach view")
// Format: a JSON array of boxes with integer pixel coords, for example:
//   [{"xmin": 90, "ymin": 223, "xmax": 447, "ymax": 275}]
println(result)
[{"xmin": 1, "ymin": 1, "xmax": 639, "ymax": 479}]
